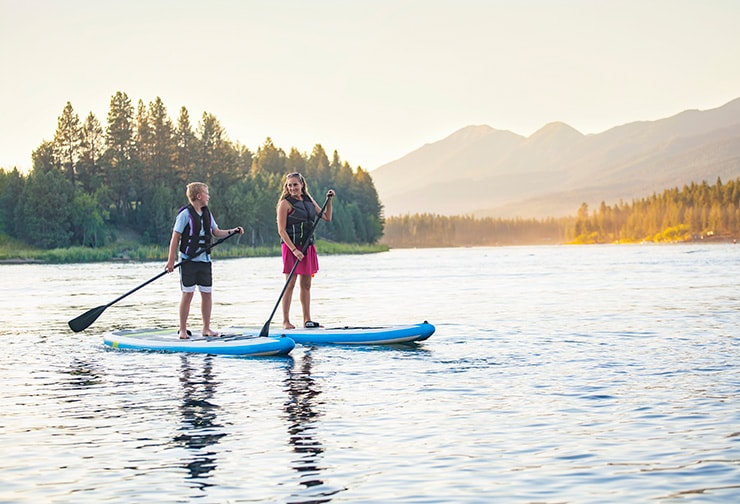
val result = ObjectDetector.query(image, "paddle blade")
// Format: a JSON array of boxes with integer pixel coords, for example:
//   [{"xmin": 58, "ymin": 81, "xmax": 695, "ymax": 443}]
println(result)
[
  {"xmin": 68, "ymin": 305, "xmax": 107, "ymax": 333},
  {"xmin": 258, "ymin": 320, "xmax": 271, "ymax": 338}
]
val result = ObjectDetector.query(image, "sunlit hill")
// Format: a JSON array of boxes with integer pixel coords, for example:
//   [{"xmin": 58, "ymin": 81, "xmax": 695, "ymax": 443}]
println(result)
[{"xmin": 371, "ymin": 97, "xmax": 740, "ymax": 219}]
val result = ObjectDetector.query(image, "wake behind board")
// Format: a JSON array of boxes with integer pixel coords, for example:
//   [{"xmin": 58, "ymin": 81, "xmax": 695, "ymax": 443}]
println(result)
[
  {"xmin": 104, "ymin": 328, "xmax": 295, "ymax": 356},
  {"xmin": 232, "ymin": 321, "xmax": 435, "ymax": 345}
]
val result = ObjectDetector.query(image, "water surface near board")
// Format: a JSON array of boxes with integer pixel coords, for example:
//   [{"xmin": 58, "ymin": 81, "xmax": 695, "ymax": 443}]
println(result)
[{"xmin": 1, "ymin": 244, "xmax": 739, "ymax": 503}]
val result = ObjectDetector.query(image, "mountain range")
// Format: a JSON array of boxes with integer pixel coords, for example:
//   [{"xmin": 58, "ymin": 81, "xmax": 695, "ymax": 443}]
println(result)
[{"xmin": 370, "ymin": 97, "xmax": 740, "ymax": 218}]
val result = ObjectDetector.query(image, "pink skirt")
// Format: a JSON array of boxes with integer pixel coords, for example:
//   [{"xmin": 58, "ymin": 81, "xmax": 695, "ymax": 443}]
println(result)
[{"xmin": 282, "ymin": 243, "xmax": 320, "ymax": 275}]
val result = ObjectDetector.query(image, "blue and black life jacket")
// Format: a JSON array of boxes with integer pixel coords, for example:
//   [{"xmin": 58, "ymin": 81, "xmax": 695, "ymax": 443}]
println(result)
[
  {"xmin": 179, "ymin": 204, "xmax": 212, "ymax": 257},
  {"xmin": 285, "ymin": 196, "xmax": 317, "ymax": 248}
]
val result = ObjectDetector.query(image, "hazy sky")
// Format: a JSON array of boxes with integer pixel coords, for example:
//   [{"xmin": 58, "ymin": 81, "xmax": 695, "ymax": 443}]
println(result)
[{"xmin": 1, "ymin": 0, "xmax": 739, "ymax": 173}]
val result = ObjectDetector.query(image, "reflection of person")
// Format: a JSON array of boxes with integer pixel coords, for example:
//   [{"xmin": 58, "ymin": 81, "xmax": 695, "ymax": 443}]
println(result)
[
  {"xmin": 276, "ymin": 172, "xmax": 334, "ymax": 329},
  {"xmin": 283, "ymin": 350, "xmax": 327, "ymax": 494},
  {"xmin": 176, "ymin": 355, "xmax": 225, "ymax": 485},
  {"xmin": 166, "ymin": 182, "xmax": 244, "ymax": 339}
]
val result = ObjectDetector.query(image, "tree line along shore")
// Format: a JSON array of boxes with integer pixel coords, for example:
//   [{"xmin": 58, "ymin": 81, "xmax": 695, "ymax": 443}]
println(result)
[
  {"xmin": 381, "ymin": 177, "xmax": 740, "ymax": 247},
  {"xmin": 3, "ymin": 175, "xmax": 736, "ymax": 263},
  {"xmin": 1, "ymin": 92, "xmax": 738, "ymax": 262}
]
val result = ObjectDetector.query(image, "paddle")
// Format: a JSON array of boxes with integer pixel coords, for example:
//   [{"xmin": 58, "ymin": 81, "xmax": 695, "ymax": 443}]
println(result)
[
  {"xmin": 68, "ymin": 230, "xmax": 239, "ymax": 333},
  {"xmin": 259, "ymin": 193, "xmax": 333, "ymax": 338}
]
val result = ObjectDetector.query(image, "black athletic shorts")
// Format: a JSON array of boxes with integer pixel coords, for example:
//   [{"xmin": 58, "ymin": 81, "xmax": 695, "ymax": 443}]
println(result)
[{"xmin": 180, "ymin": 261, "xmax": 213, "ymax": 293}]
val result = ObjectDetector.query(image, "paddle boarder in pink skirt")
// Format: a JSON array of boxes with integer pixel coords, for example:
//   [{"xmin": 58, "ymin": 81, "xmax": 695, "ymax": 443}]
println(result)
[{"xmin": 276, "ymin": 172, "xmax": 334, "ymax": 329}]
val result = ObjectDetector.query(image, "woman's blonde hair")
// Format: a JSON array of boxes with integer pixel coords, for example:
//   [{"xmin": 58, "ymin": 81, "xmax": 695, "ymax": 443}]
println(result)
[{"xmin": 277, "ymin": 172, "xmax": 312, "ymax": 205}]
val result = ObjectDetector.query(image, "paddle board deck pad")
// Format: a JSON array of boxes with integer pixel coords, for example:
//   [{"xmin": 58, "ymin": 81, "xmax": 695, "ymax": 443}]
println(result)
[
  {"xmin": 104, "ymin": 328, "xmax": 295, "ymax": 356},
  {"xmin": 237, "ymin": 321, "xmax": 436, "ymax": 345}
]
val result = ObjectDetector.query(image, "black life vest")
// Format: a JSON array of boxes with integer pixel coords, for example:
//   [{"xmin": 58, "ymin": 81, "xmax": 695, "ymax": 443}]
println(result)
[
  {"xmin": 285, "ymin": 196, "xmax": 317, "ymax": 248},
  {"xmin": 179, "ymin": 204, "xmax": 212, "ymax": 257}
]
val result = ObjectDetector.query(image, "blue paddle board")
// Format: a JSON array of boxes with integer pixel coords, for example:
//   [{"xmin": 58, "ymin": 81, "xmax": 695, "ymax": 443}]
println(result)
[
  {"xmin": 104, "ymin": 328, "xmax": 295, "ymax": 356},
  {"xmin": 235, "ymin": 321, "xmax": 436, "ymax": 345}
]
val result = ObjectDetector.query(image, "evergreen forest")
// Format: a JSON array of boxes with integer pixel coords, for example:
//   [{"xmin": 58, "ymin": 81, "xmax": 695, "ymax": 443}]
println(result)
[
  {"xmin": 380, "ymin": 177, "xmax": 740, "ymax": 247},
  {"xmin": 0, "ymin": 92, "xmax": 383, "ymax": 251}
]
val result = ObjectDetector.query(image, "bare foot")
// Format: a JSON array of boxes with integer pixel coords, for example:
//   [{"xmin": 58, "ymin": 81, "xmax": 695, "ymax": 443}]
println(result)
[
  {"xmin": 179, "ymin": 330, "xmax": 190, "ymax": 340},
  {"xmin": 283, "ymin": 322, "xmax": 295, "ymax": 329},
  {"xmin": 202, "ymin": 329, "xmax": 220, "ymax": 337}
]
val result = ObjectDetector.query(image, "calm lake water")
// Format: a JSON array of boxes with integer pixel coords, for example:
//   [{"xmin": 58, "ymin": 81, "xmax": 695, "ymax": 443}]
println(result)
[{"xmin": 1, "ymin": 245, "xmax": 739, "ymax": 503}]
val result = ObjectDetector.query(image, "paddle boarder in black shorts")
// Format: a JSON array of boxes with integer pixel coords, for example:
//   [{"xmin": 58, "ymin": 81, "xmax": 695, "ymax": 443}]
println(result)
[{"xmin": 166, "ymin": 182, "xmax": 243, "ymax": 339}]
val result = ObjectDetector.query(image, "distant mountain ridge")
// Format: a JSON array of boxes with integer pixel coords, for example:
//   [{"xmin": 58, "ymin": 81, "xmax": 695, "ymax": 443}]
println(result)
[{"xmin": 370, "ymin": 97, "xmax": 740, "ymax": 218}]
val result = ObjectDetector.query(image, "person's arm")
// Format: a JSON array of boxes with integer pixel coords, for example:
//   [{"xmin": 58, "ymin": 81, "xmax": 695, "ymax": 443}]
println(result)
[
  {"xmin": 316, "ymin": 189, "xmax": 335, "ymax": 221},
  {"xmin": 211, "ymin": 212, "xmax": 243, "ymax": 238},
  {"xmin": 277, "ymin": 200, "xmax": 301, "ymax": 256},
  {"xmin": 165, "ymin": 230, "xmax": 181, "ymax": 272},
  {"xmin": 213, "ymin": 226, "xmax": 243, "ymax": 238}
]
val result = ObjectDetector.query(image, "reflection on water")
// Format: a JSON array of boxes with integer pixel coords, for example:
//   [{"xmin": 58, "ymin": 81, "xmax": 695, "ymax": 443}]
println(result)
[
  {"xmin": 63, "ymin": 358, "xmax": 104, "ymax": 389},
  {"xmin": 173, "ymin": 355, "xmax": 225, "ymax": 491},
  {"xmin": 284, "ymin": 349, "xmax": 345, "ymax": 503}
]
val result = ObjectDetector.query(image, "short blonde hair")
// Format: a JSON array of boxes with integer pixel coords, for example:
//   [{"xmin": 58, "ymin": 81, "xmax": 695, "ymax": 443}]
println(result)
[{"xmin": 186, "ymin": 182, "xmax": 208, "ymax": 202}]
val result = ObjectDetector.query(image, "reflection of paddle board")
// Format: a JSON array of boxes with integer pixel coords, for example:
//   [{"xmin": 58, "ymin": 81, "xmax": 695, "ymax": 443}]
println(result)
[
  {"xmin": 253, "ymin": 321, "xmax": 436, "ymax": 345},
  {"xmin": 104, "ymin": 329, "xmax": 295, "ymax": 356}
]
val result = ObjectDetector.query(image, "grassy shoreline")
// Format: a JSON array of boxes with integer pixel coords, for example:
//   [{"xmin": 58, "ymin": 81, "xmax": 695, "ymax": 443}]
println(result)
[{"xmin": 0, "ymin": 236, "xmax": 389, "ymax": 264}]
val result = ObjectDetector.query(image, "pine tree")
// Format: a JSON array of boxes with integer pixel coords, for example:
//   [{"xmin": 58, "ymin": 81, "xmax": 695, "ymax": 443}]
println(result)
[{"xmin": 53, "ymin": 102, "xmax": 82, "ymax": 185}]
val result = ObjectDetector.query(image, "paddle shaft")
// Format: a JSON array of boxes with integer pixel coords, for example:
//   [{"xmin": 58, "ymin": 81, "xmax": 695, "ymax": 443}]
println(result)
[
  {"xmin": 68, "ymin": 230, "xmax": 238, "ymax": 332},
  {"xmin": 260, "ymin": 195, "xmax": 332, "ymax": 337}
]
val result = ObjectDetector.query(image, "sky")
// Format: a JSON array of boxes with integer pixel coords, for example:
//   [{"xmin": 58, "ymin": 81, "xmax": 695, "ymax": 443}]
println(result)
[{"xmin": 1, "ymin": 0, "xmax": 739, "ymax": 173}]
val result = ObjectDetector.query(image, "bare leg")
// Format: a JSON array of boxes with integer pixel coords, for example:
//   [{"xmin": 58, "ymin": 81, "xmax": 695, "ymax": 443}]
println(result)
[
  {"xmin": 201, "ymin": 291, "xmax": 218, "ymax": 336},
  {"xmin": 282, "ymin": 275, "xmax": 298, "ymax": 329},
  {"xmin": 299, "ymin": 274, "xmax": 313, "ymax": 326},
  {"xmin": 179, "ymin": 291, "xmax": 195, "ymax": 339}
]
